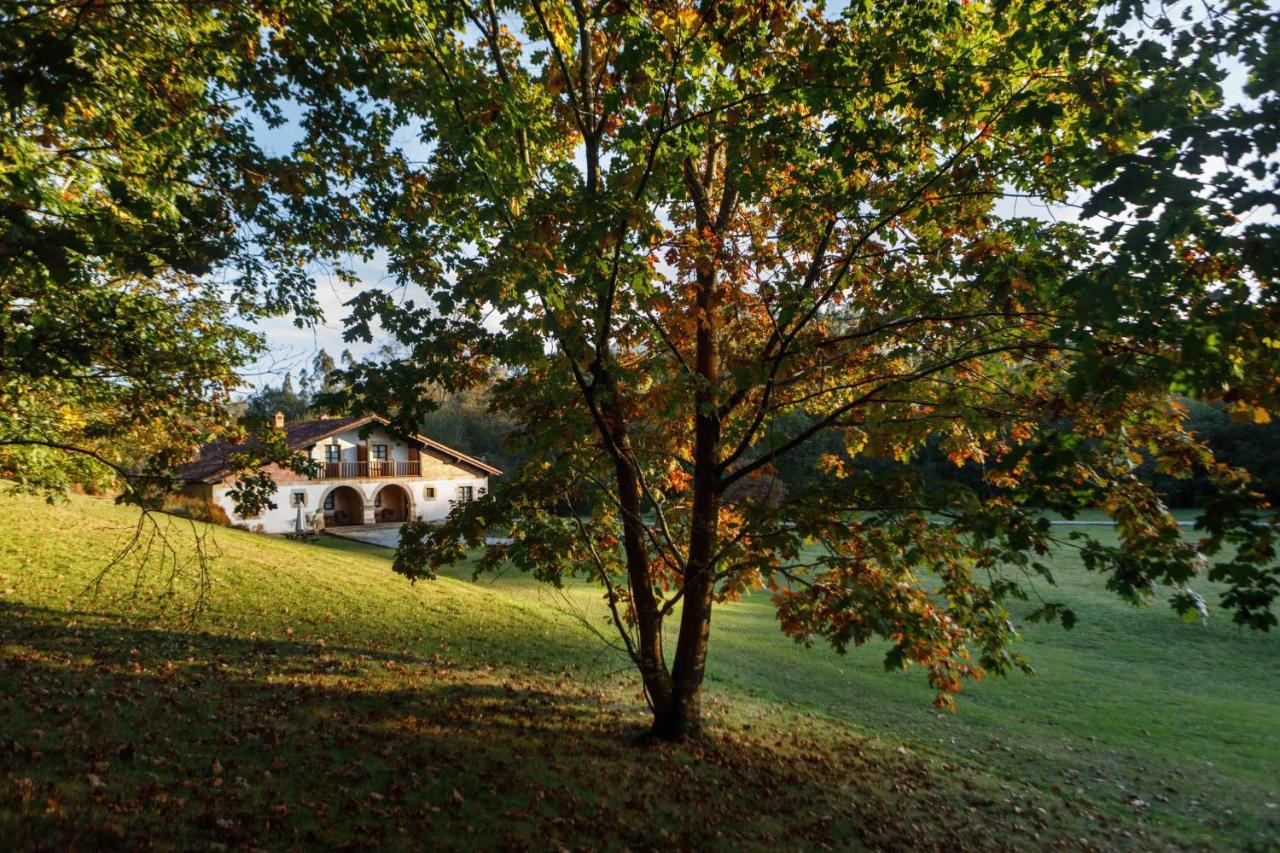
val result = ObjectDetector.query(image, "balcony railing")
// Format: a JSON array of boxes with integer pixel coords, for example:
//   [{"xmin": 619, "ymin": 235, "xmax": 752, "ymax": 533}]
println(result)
[{"xmin": 315, "ymin": 460, "xmax": 422, "ymax": 480}]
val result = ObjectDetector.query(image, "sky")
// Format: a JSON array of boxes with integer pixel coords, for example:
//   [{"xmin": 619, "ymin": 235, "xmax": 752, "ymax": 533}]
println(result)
[
  {"xmin": 238, "ymin": 109, "xmax": 431, "ymax": 393},
  {"xmin": 237, "ymin": 3, "xmax": 1263, "ymax": 397},
  {"xmin": 243, "ymin": 251, "xmax": 394, "ymax": 387}
]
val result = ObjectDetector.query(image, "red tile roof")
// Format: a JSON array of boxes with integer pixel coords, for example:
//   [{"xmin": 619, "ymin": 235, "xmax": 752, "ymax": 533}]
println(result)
[{"xmin": 180, "ymin": 415, "xmax": 500, "ymax": 481}]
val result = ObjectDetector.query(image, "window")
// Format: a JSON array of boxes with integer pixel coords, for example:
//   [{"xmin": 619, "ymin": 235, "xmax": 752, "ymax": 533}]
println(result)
[
  {"xmin": 325, "ymin": 444, "xmax": 341, "ymax": 463},
  {"xmin": 456, "ymin": 485, "xmax": 474, "ymax": 502},
  {"xmin": 423, "ymin": 486, "xmax": 436, "ymax": 500},
  {"xmin": 372, "ymin": 444, "xmax": 389, "ymax": 460},
  {"xmin": 290, "ymin": 491, "xmax": 307, "ymax": 508},
  {"xmin": 324, "ymin": 494, "xmax": 335, "ymax": 511}
]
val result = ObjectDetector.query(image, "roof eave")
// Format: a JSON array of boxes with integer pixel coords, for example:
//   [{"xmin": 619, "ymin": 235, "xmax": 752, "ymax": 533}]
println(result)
[{"xmin": 183, "ymin": 414, "xmax": 502, "ymax": 482}]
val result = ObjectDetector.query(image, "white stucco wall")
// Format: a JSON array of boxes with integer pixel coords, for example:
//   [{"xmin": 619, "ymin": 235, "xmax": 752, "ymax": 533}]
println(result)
[{"xmin": 212, "ymin": 475, "xmax": 490, "ymax": 534}]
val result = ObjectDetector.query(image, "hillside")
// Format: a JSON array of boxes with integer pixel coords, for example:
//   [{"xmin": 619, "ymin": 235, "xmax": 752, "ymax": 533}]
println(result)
[{"xmin": 0, "ymin": 491, "xmax": 1276, "ymax": 849}]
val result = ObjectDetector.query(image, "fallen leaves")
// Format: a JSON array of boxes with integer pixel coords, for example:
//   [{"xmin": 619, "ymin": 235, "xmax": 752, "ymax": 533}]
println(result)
[{"xmin": 0, "ymin": 606, "xmax": 1129, "ymax": 851}]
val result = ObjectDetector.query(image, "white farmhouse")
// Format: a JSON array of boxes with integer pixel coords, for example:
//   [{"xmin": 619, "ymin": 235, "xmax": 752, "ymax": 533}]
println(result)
[{"xmin": 180, "ymin": 413, "xmax": 500, "ymax": 534}]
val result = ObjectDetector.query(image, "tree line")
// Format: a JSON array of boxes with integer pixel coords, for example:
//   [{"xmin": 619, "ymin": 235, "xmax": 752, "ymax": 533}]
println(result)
[{"xmin": 248, "ymin": 360, "xmax": 1280, "ymax": 512}]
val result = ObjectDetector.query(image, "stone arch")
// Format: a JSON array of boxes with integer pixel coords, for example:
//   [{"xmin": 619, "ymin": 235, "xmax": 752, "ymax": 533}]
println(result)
[
  {"xmin": 319, "ymin": 484, "xmax": 365, "ymax": 527},
  {"xmin": 371, "ymin": 482, "xmax": 414, "ymax": 524}
]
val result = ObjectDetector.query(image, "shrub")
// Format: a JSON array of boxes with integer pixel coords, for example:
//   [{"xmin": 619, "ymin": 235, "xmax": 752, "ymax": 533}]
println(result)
[
  {"xmin": 160, "ymin": 494, "xmax": 232, "ymax": 526},
  {"xmin": 723, "ymin": 474, "xmax": 788, "ymax": 508}
]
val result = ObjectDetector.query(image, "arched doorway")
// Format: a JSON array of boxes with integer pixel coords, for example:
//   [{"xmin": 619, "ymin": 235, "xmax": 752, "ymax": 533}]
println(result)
[
  {"xmin": 373, "ymin": 483, "xmax": 412, "ymax": 524},
  {"xmin": 323, "ymin": 485, "xmax": 365, "ymax": 527}
]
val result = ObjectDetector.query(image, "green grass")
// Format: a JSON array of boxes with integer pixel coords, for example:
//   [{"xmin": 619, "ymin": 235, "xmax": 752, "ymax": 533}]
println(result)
[{"xmin": 0, "ymin": 491, "xmax": 1276, "ymax": 849}]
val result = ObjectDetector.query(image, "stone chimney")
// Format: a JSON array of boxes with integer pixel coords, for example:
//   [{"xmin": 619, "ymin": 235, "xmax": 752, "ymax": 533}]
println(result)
[{"xmin": 273, "ymin": 411, "xmax": 286, "ymax": 429}]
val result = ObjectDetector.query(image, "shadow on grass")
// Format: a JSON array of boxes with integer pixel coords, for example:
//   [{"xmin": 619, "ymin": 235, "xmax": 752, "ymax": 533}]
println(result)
[{"xmin": 0, "ymin": 601, "xmax": 1115, "ymax": 850}]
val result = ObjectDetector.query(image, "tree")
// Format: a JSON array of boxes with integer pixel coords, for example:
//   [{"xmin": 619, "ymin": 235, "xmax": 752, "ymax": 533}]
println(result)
[
  {"xmin": 414, "ymin": 381, "xmax": 523, "ymax": 475},
  {"xmin": 311, "ymin": 350, "xmax": 340, "ymax": 399},
  {"xmin": 241, "ymin": 373, "xmax": 313, "ymax": 425},
  {"xmin": 1, "ymin": 1, "xmax": 319, "ymax": 507},
  {"xmin": 261, "ymin": 0, "xmax": 1278, "ymax": 739},
  {"xmin": 1147, "ymin": 401, "xmax": 1280, "ymax": 506}
]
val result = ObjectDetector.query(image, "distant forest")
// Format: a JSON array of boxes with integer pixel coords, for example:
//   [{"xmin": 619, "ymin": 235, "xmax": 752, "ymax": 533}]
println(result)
[
  {"xmin": 750, "ymin": 400, "xmax": 1280, "ymax": 510},
  {"xmin": 240, "ymin": 354, "xmax": 1279, "ymax": 510}
]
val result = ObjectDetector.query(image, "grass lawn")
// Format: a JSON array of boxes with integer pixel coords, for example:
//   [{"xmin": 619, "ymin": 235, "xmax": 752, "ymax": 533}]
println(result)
[{"xmin": 0, "ymin": 491, "xmax": 1276, "ymax": 848}]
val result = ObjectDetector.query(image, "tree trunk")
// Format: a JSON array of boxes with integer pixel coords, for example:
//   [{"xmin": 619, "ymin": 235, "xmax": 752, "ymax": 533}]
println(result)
[
  {"xmin": 656, "ymin": 421, "xmax": 720, "ymax": 740},
  {"xmin": 596, "ymin": 367, "xmax": 674, "ymax": 717},
  {"xmin": 614, "ymin": 448, "xmax": 674, "ymax": 714},
  {"xmin": 649, "ymin": 677, "xmax": 707, "ymax": 741},
  {"xmin": 652, "ymin": 201, "xmax": 721, "ymax": 740},
  {"xmin": 660, "ymin": 424, "xmax": 719, "ymax": 740}
]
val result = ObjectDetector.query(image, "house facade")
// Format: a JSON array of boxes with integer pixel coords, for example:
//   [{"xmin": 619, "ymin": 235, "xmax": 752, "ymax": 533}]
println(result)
[{"xmin": 180, "ymin": 414, "xmax": 499, "ymax": 534}]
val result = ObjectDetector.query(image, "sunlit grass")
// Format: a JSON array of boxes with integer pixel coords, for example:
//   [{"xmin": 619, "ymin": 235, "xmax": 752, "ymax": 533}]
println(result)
[
  {"xmin": 330, "ymin": 513, "xmax": 1280, "ymax": 847},
  {"xmin": 0, "ymin": 490, "xmax": 1275, "ymax": 848}
]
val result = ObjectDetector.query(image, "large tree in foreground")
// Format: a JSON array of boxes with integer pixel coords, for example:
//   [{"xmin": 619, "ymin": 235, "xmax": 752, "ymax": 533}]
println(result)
[{"xmin": 262, "ymin": 0, "xmax": 1279, "ymax": 738}]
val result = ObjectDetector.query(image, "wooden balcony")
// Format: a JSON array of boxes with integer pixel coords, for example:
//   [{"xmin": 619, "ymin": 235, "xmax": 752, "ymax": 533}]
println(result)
[{"xmin": 315, "ymin": 460, "xmax": 422, "ymax": 480}]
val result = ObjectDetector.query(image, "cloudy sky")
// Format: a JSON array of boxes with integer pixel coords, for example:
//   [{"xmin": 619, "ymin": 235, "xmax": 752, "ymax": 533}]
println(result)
[{"xmin": 237, "ymin": 109, "xmax": 432, "ymax": 394}]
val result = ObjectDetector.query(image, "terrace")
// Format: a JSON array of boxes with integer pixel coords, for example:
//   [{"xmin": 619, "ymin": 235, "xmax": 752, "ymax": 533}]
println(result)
[{"xmin": 314, "ymin": 460, "xmax": 423, "ymax": 479}]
